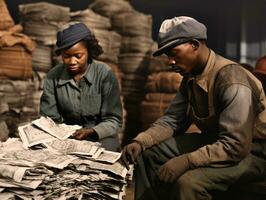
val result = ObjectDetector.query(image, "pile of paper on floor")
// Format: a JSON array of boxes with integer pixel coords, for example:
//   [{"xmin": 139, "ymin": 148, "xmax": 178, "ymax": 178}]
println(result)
[{"xmin": 0, "ymin": 116, "xmax": 132, "ymax": 200}]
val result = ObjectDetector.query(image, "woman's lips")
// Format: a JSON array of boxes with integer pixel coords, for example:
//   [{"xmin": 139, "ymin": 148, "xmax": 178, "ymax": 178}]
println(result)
[{"xmin": 67, "ymin": 65, "xmax": 79, "ymax": 71}]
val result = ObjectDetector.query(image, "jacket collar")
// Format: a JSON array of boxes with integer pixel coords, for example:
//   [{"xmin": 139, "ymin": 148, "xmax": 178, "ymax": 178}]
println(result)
[
  {"xmin": 58, "ymin": 61, "xmax": 95, "ymax": 86},
  {"xmin": 193, "ymin": 49, "xmax": 216, "ymax": 92}
]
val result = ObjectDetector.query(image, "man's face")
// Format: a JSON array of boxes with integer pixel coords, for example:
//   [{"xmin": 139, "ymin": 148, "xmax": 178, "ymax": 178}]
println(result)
[
  {"xmin": 254, "ymin": 73, "xmax": 266, "ymax": 94},
  {"xmin": 164, "ymin": 42, "xmax": 197, "ymax": 76},
  {"xmin": 61, "ymin": 41, "xmax": 89, "ymax": 75}
]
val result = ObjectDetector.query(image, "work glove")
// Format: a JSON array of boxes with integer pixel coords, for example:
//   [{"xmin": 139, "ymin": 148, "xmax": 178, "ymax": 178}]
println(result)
[
  {"xmin": 158, "ymin": 154, "xmax": 190, "ymax": 183},
  {"xmin": 72, "ymin": 128, "xmax": 98, "ymax": 141},
  {"xmin": 121, "ymin": 141, "xmax": 142, "ymax": 169}
]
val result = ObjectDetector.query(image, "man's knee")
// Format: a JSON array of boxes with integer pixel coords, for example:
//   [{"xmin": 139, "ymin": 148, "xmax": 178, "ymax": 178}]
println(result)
[
  {"xmin": 173, "ymin": 170, "xmax": 211, "ymax": 200},
  {"xmin": 142, "ymin": 148, "xmax": 157, "ymax": 159},
  {"xmin": 176, "ymin": 172, "xmax": 199, "ymax": 191}
]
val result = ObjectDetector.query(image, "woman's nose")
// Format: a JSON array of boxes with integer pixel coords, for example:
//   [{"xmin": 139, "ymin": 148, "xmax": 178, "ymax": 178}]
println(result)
[{"xmin": 69, "ymin": 57, "xmax": 77, "ymax": 64}]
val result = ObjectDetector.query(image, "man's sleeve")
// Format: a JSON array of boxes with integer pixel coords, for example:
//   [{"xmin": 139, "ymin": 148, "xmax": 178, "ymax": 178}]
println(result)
[
  {"xmin": 187, "ymin": 82, "xmax": 254, "ymax": 168},
  {"xmin": 134, "ymin": 91, "xmax": 191, "ymax": 150}
]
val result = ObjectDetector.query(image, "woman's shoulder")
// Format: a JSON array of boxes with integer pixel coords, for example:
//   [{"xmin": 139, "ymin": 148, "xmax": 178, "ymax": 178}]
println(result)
[
  {"xmin": 91, "ymin": 60, "xmax": 114, "ymax": 78},
  {"xmin": 92, "ymin": 60, "xmax": 112, "ymax": 72},
  {"xmin": 46, "ymin": 63, "xmax": 65, "ymax": 78}
]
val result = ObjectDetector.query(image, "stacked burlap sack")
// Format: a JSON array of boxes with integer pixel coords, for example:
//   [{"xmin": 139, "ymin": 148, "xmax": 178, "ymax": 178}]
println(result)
[
  {"xmin": 19, "ymin": 2, "xmax": 70, "ymax": 73},
  {"xmin": 142, "ymin": 45, "xmax": 182, "ymax": 129},
  {"xmin": 117, "ymin": 14, "xmax": 153, "ymax": 144},
  {"xmin": 0, "ymin": 0, "xmax": 42, "ymax": 139},
  {"xmin": 0, "ymin": 0, "xmax": 14, "ymax": 31},
  {"xmin": 90, "ymin": 0, "xmax": 154, "ymax": 144}
]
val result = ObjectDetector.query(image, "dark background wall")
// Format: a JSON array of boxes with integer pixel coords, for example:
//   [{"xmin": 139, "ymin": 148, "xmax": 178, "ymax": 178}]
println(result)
[{"xmin": 5, "ymin": 0, "xmax": 266, "ymax": 62}]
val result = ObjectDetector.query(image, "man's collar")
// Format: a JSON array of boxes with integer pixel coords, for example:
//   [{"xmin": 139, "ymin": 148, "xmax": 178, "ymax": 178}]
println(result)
[{"xmin": 193, "ymin": 49, "xmax": 216, "ymax": 92}]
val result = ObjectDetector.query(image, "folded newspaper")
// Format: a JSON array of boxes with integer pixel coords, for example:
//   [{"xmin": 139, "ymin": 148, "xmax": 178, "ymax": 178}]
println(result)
[
  {"xmin": 43, "ymin": 139, "xmax": 121, "ymax": 164},
  {"xmin": 32, "ymin": 116, "xmax": 82, "ymax": 140},
  {"xmin": 18, "ymin": 123, "xmax": 55, "ymax": 148}
]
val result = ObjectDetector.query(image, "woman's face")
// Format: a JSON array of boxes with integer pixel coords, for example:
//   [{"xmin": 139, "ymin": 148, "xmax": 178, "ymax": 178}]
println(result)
[{"xmin": 61, "ymin": 41, "xmax": 89, "ymax": 75}]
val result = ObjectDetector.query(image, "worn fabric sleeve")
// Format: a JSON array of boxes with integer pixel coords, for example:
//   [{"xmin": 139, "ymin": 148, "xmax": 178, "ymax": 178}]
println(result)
[
  {"xmin": 134, "ymin": 91, "xmax": 192, "ymax": 149},
  {"xmin": 187, "ymin": 83, "xmax": 255, "ymax": 168},
  {"xmin": 40, "ymin": 70, "xmax": 63, "ymax": 122},
  {"xmin": 92, "ymin": 70, "xmax": 123, "ymax": 139}
]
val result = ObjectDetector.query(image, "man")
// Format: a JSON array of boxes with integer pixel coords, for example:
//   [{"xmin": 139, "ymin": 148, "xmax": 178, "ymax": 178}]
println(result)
[
  {"xmin": 122, "ymin": 16, "xmax": 266, "ymax": 200},
  {"xmin": 253, "ymin": 55, "xmax": 266, "ymax": 93}
]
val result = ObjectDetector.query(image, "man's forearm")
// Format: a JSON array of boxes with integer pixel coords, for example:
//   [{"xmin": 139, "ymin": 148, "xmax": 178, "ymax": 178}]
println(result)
[{"xmin": 134, "ymin": 124, "xmax": 174, "ymax": 150}]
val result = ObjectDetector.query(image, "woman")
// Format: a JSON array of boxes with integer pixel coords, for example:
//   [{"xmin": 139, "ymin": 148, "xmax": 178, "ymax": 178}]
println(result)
[{"xmin": 40, "ymin": 23, "xmax": 122, "ymax": 151}]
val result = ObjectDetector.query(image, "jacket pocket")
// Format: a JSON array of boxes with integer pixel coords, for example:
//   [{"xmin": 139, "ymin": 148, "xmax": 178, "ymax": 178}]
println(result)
[{"xmin": 81, "ymin": 94, "xmax": 102, "ymax": 116}]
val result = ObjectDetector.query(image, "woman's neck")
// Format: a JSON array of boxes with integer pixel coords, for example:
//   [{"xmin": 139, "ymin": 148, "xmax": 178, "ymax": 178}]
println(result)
[{"xmin": 74, "ymin": 64, "xmax": 89, "ymax": 82}]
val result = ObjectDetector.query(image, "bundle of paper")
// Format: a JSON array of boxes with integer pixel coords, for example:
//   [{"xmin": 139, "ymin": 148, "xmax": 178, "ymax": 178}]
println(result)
[
  {"xmin": 0, "ymin": 138, "xmax": 131, "ymax": 200},
  {"xmin": 32, "ymin": 116, "xmax": 82, "ymax": 140},
  {"xmin": 18, "ymin": 123, "xmax": 55, "ymax": 148},
  {"xmin": 18, "ymin": 116, "xmax": 82, "ymax": 148},
  {"xmin": 42, "ymin": 139, "xmax": 122, "ymax": 164}
]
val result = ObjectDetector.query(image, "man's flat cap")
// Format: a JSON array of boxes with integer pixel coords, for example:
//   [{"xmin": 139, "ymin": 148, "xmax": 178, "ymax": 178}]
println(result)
[{"xmin": 153, "ymin": 16, "xmax": 207, "ymax": 56}]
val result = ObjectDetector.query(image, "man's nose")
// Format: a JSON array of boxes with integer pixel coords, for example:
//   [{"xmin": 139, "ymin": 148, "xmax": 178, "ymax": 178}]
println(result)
[{"xmin": 168, "ymin": 58, "xmax": 176, "ymax": 65}]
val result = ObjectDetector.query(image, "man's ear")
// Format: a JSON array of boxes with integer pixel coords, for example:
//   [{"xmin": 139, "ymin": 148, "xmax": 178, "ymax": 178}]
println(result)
[{"xmin": 190, "ymin": 39, "xmax": 200, "ymax": 50}]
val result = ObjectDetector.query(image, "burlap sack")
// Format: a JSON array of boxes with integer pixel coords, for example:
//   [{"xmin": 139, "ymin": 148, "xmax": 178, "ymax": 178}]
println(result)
[
  {"xmin": 89, "ymin": 0, "xmax": 133, "ymax": 17},
  {"xmin": 19, "ymin": 2, "xmax": 70, "ymax": 22},
  {"xmin": 0, "ymin": 45, "xmax": 32, "ymax": 80},
  {"xmin": 71, "ymin": 9, "xmax": 111, "ymax": 30},
  {"xmin": 145, "ymin": 72, "xmax": 183, "ymax": 93},
  {"xmin": 121, "ymin": 36, "xmax": 153, "ymax": 54},
  {"xmin": 118, "ymin": 53, "xmax": 149, "ymax": 74},
  {"xmin": 0, "ymin": 0, "xmax": 14, "ymax": 30},
  {"xmin": 93, "ymin": 29, "xmax": 121, "ymax": 64},
  {"xmin": 112, "ymin": 11, "xmax": 152, "ymax": 37}
]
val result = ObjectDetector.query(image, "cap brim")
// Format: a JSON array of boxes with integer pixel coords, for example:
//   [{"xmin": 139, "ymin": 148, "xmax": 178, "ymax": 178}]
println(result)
[
  {"xmin": 153, "ymin": 38, "xmax": 191, "ymax": 57},
  {"xmin": 54, "ymin": 37, "xmax": 84, "ymax": 56}
]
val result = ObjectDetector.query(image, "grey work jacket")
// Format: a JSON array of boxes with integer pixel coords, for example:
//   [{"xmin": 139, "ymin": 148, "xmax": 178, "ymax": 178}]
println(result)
[
  {"xmin": 145, "ymin": 50, "xmax": 266, "ymax": 167},
  {"xmin": 40, "ymin": 60, "xmax": 122, "ymax": 139}
]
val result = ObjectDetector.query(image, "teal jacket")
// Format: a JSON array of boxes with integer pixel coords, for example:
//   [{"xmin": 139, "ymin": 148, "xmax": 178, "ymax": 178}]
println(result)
[{"xmin": 40, "ymin": 60, "xmax": 122, "ymax": 139}]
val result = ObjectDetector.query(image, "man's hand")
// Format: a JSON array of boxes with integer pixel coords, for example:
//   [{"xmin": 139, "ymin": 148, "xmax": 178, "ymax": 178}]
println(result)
[
  {"xmin": 158, "ymin": 154, "xmax": 190, "ymax": 183},
  {"xmin": 72, "ymin": 128, "xmax": 98, "ymax": 140},
  {"xmin": 121, "ymin": 141, "xmax": 142, "ymax": 169}
]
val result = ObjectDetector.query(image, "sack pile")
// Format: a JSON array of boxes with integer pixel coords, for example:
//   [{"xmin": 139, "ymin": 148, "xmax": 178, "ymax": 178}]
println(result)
[
  {"xmin": 0, "ymin": 0, "xmax": 14, "ymax": 30},
  {"xmin": 0, "ymin": 0, "xmax": 41, "ymax": 140},
  {"xmin": 19, "ymin": 2, "xmax": 70, "ymax": 72},
  {"xmin": 141, "ymin": 45, "xmax": 182, "ymax": 129}
]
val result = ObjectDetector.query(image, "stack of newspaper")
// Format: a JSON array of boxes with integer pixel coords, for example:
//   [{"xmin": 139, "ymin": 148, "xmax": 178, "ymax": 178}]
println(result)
[{"xmin": 0, "ymin": 117, "xmax": 132, "ymax": 200}]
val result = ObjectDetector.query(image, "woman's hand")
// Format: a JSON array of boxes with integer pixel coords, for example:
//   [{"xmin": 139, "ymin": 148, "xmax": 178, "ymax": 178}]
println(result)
[{"xmin": 72, "ymin": 128, "xmax": 99, "ymax": 141}]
